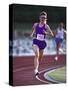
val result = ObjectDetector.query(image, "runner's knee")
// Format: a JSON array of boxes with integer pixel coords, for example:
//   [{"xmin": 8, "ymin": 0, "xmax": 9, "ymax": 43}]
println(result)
[{"xmin": 35, "ymin": 52, "xmax": 39, "ymax": 59}]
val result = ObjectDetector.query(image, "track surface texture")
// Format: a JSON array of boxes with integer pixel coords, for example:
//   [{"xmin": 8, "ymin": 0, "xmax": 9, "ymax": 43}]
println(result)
[{"xmin": 13, "ymin": 55, "xmax": 66, "ymax": 86}]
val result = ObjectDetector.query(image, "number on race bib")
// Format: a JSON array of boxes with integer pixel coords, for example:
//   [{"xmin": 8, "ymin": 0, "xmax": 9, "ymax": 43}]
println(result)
[{"xmin": 37, "ymin": 34, "xmax": 44, "ymax": 41}]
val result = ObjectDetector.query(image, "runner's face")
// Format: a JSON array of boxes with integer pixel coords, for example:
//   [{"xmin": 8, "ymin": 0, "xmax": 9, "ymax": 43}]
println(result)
[
  {"xmin": 39, "ymin": 15, "xmax": 47, "ymax": 23},
  {"xmin": 59, "ymin": 23, "xmax": 64, "ymax": 30}
]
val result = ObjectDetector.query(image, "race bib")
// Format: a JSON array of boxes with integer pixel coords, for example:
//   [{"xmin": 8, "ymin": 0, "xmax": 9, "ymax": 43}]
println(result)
[{"xmin": 37, "ymin": 34, "xmax": 44, "ymax": 41}]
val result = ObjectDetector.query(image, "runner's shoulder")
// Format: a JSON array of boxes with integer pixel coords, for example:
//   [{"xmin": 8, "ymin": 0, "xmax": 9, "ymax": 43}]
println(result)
[
  {"xmin": 33, "ymin": 22, "xmax": 38, "ymax": 27},
  {"xmin": 45, "ymin": 24, "xmax": 50, "ymax": 28}
]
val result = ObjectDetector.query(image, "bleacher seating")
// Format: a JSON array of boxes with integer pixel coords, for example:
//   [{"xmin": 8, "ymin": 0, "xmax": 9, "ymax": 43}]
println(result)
[{"xmin": 10, "ymin": 38, "xmax": 66, "ymax": 56}]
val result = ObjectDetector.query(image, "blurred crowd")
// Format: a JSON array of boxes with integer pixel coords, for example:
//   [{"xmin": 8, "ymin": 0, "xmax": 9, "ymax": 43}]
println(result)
[{"xmin": 9, "ymin": 34, "xmax": 66, "ymax": 56}]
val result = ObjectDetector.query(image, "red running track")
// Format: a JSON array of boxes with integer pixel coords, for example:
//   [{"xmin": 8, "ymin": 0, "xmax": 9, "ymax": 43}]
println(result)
[{"xmin": 13, "ymin": 55, "xmax": 66, "ymax": 86}]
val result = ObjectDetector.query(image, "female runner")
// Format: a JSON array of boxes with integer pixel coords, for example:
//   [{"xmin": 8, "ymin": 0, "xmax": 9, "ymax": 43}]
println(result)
[{"xmin": 30, "ymin": 11, "xmax": 54, "ymax": 76}]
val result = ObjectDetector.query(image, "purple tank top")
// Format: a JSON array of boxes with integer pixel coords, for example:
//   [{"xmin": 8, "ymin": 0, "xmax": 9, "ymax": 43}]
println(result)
[{"xmin": 35, "ymin": 23, "xmax": 47, "ymax": 38}]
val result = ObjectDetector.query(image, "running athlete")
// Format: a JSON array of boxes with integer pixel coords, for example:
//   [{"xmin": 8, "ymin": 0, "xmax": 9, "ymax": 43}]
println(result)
[
  {"xmin": 30, "ymin": 11, "xmax": 54, "ymax": 76},
  {"xmin": 54, "ymin": 22, "xmax": 66, "ymax": 60}
]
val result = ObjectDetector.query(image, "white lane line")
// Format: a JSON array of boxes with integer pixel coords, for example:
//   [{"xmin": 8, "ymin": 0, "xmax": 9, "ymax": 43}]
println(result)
[
  {"xmin": 44, "ymin": 69, "xmax": 60, "ymax": 83},
  {"xmin": 36, "ymin": 65, "xmax": 63, "ymax": 84},
  {"xmin": 13, "ymin": 66, "xmax": 33, "ymax": 72},
  {"xmin": 36, "ymin": 76, "xmax": 51, "ymax": 84},
  {"xmin": 44, "ymin": 66, "xmax": 66, "ymax": 83},
  {"xmin": 13, "ymin": 66, "xmax": 57, "ymax": 73},
  {"xmin": 13, "ymin": 65, "xmax": 63, "ymax": 73},
  {"xmin": 39, "ymin": 65, "xmax": 62, "ymax": 74}
]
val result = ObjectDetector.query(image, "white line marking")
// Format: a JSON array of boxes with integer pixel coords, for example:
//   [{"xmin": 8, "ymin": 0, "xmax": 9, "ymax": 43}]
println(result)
[
  {"xmin": 39, "ymin": 65, "xmax": 62, "ymax": 74},
  {"xmin": 44, "ymin": 69, "xmax": 60, "ymax": 83},
  {"xmin": 13, "ymin": 66, "xmax": 33, "ymax": 72},
  {"xmin": 35, "ymin": 65, "xmax": 63, "ymax": 84},
  {"xmin": 36, "ymin": 76, "xmax": 51, "ymax": 84}
]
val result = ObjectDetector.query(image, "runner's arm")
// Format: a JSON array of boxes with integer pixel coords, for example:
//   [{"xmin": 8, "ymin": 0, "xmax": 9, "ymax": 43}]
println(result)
[
  {"xmin": 30, "ymin": 23, "xmax": 37, "ymax": 37},
  {"xmin": 46, "ymin": 24, "xmax": 54, "ymax": 36},
  {"xmin": 63, "ymin": 29, "xmax": 67, "ymax": 34}
]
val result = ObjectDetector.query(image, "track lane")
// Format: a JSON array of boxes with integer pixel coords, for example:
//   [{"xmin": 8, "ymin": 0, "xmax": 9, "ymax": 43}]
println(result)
[{"xmin": 13, "ymin": 55, "xmax": 66, "ymax": 86}]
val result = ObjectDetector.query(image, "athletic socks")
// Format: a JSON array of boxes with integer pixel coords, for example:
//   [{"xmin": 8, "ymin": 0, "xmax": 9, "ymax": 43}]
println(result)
[
  {"xmin": 34, "ymin": 69, "xmax": 38, "ymax": 74},
  {"xmin": 59, "ymin": 48, "xmax": 64, "ymax": 53},
  {"xmin": 54, "ymin": 56, "xmax": 58, "ymax": 61}
]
